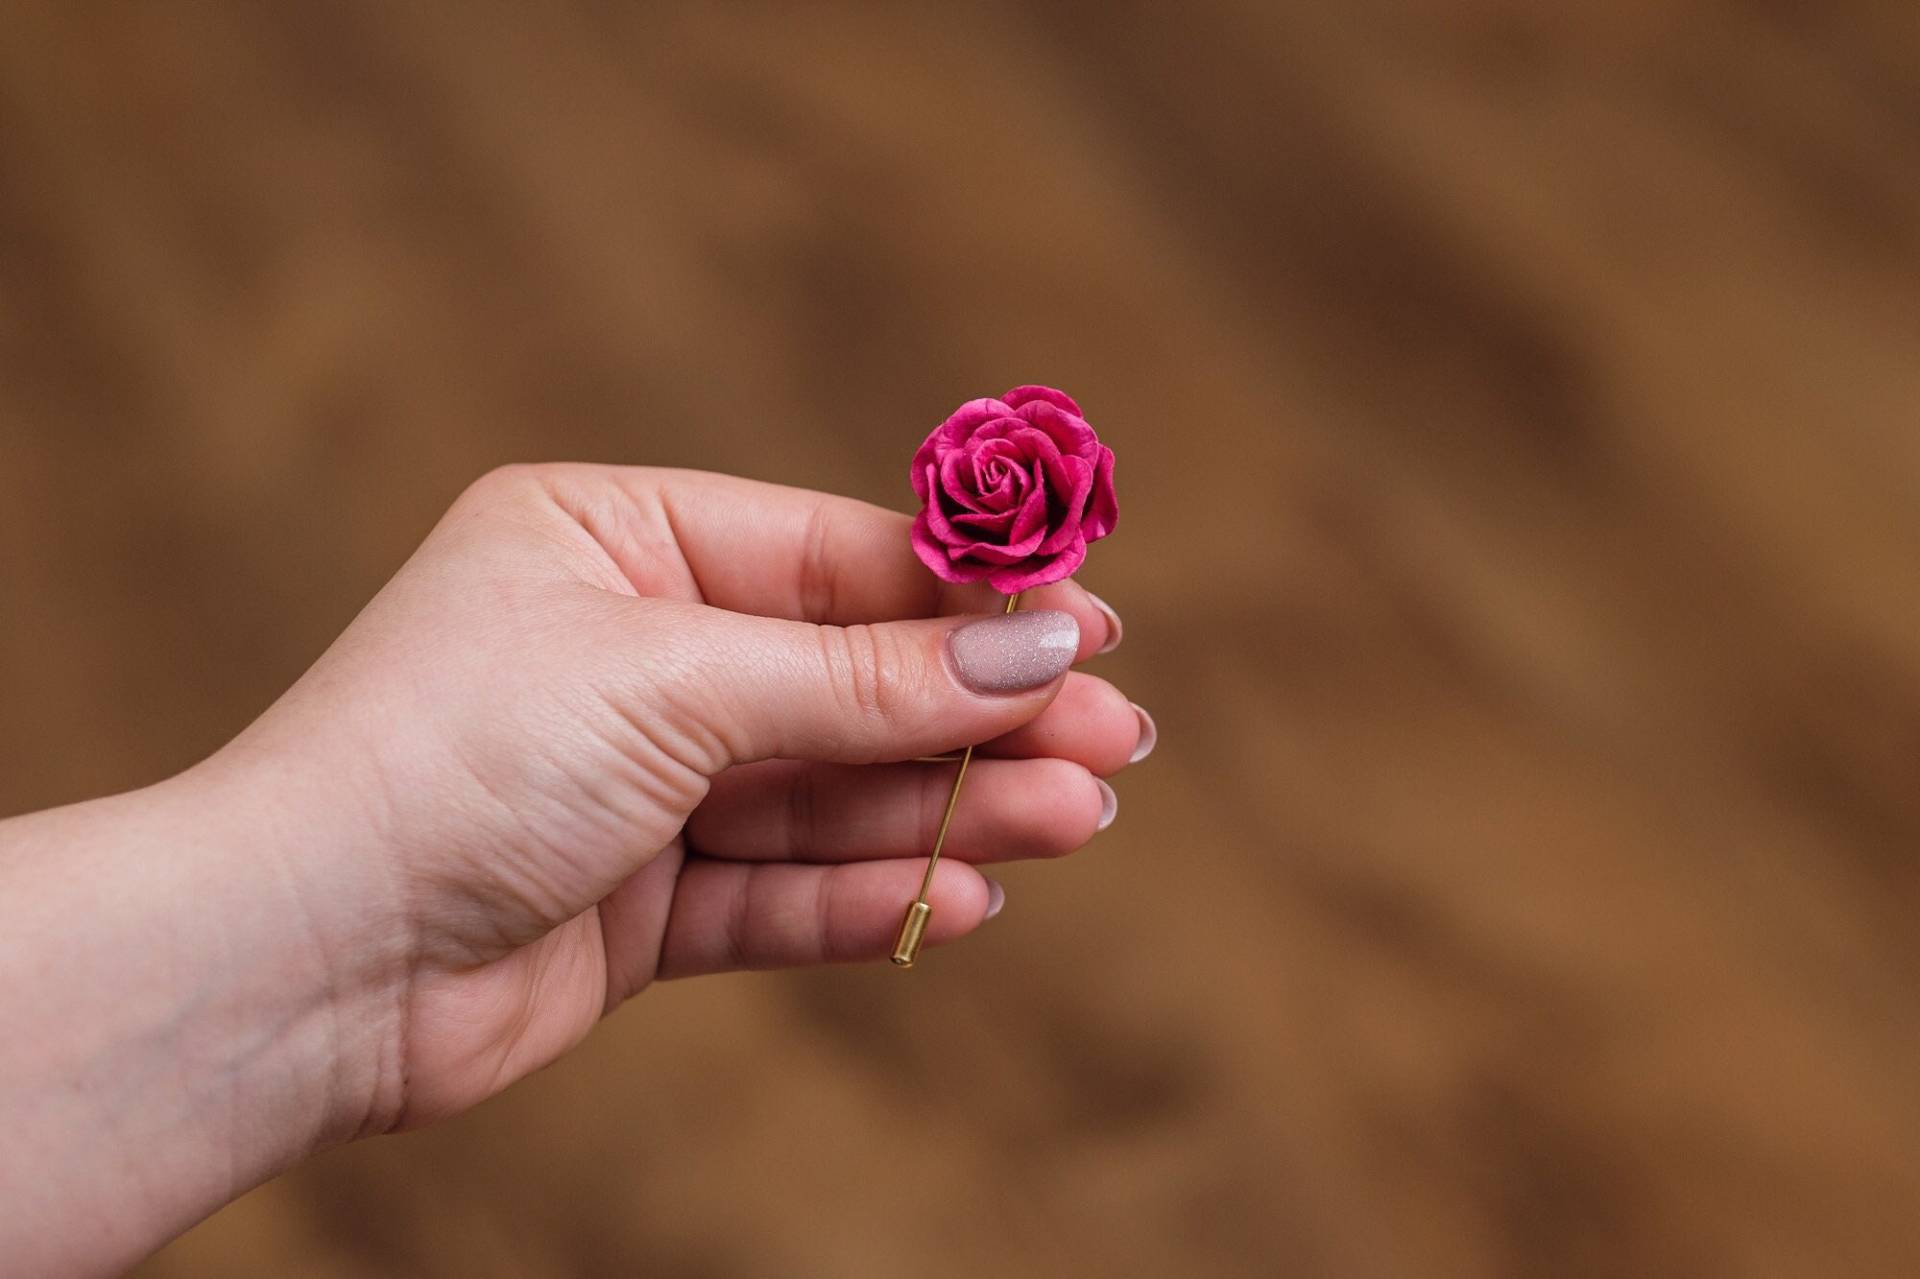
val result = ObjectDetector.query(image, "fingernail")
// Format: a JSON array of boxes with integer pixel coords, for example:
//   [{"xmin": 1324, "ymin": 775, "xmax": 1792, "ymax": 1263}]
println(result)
[
  {"xmin": 949, "ymin": 609, "xmax": 1079, "ymax": 693},
  {"xmin": 1095, "ymin": 778, "xmax": 1118, "ymax": 830},
  {"xmin": 1087, "ymin": 590, "xmax": 1123, "ymax": 655},
  {"xmin": 985, "ymin": 880, "xmax": 1006, "ymax": 920},
  {"xmin": 1129, "ymin": 703, "xmax": 1157, "ymax": 763}
]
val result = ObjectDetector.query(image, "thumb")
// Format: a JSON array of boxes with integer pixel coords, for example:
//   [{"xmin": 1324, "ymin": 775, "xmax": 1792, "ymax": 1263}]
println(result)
[{"xmin": 655, "ymin": 604, "xmax": 1081, "ymax": 770}]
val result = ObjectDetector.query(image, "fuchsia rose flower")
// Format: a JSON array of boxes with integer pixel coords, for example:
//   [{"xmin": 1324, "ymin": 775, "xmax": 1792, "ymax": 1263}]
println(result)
[{"xmin": 909, "ymin": 385, "xmax": 1118, "ymax": 594}]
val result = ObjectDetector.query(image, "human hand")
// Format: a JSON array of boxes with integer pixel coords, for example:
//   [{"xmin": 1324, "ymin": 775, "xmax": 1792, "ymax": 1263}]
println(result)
[{"xmin": 198, "ymin": 465, "xmax": 1147, "ymax": 1133}]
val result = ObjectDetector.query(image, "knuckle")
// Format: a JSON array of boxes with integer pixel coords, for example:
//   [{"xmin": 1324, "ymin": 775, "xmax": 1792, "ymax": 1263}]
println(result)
[
  {"xmin": 796, "ymin": 498, "xmax": 839, "ymax": 622},
  {"xmin": 784, "ymin": 765, "xmax": 821, "ymax": 861},
  {"xmin": 459, "ymin": 462, "xmax": 560, "ymax": 509},
  {"xmin": 811, "ymin": 870, "xmax": 842, "ymax": 964},
  {"xmin": 818, "ymin": 623, "xmax": 912, "ymax": 733}
]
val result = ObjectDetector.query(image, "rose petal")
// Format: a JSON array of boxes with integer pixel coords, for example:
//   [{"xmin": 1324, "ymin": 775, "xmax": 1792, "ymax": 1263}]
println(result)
[
  {"xmin": 1003, "ymin": 466, "xmax": 1045, "ymax": 543},
  {"xmin": 948, "ymin": 528, "xmax": 1048, "ymax": 564},
  {"xmin": 910, "ymin": 399, "xmax": 1013, "ymax": 500},
  {"xmin": 912, "ymin": 510, "xmax": 993, "ymax": 584},
  {"xmin": 974, "ymin": 478, "xmax": 1013, "ymax": 512},
  {"xmin": 1034, "ymin": 452, "xmax": 1093, "ymax": 556},
  {"xmin": 1015, "ymin": 400, "xmax": 1098, "ymax": 460},
  {"xmin": 1082, "ymin": 445, "xmax": 1118, "ymax": 540},
  {"xmin": 922, "ymin": 470, "xmax": 972, "ymax": 545},
  {"xmin": 970, "ymin": 443, "xmax": 1029, "ymax": 510},
  {"xmin": 975, "ymin": 437, "xmax": 1036, "ymax": 506},
  {"xmin": 951, "ymin": 505, "xmax": 1021, "ymax": 535},
  {"xmin": 909, "ymin": 437, "xmax": 952, "ymax": 503},
  {"xmin": 1001, "ymin": 385, "xmax": 1084, "ymax": 418},
  {"xmin": 937, "ymin": 399, "xmax": 1013, "ymax": 447},
  {"xmin": 948, "ymin": 500, "xmax": 1050, "ymax": 563},
  {"xmin": 938, "ymin": 450, "xmax": 992, "ymax": 514},
  {"xmin": 1004, "ymin": 424, "xmax": 1065, "ymax": 468},
  {"xmin": 941, "ymin": 553, "xmax": 1000, "ymax": 584},
  {"xmin": 989, "ymin": 534, "xmax": 1087, "ymax": 593}
]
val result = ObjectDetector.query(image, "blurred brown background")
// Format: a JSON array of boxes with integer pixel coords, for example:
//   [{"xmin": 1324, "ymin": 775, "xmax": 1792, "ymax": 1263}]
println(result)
[{"xmin": 4, "ymin": 1, "xmax": 1919, "ymax": 1275}]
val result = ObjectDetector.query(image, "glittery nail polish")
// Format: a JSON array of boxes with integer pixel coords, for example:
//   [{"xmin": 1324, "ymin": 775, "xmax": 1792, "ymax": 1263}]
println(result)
[{"xmin": 948, "ymin": 609, "xmax": 1079, "ymax": 693}]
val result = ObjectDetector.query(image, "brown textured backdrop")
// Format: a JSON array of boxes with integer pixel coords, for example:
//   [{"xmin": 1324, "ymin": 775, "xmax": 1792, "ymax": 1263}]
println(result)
[{"xmin": 4, "ymin": 2, "xmax": 1920, "ymax": 1275}]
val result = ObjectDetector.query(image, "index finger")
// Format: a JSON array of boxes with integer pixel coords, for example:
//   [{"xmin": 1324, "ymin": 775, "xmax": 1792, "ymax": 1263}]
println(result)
[{"xmin": 561, "ymin": 465, "xmax": 1120, "ymax": 659}]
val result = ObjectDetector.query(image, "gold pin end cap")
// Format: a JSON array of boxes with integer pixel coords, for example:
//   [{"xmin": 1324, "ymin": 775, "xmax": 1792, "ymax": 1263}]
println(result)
[{"xmin": 891, "ymin": 900, "xmax": 933, "ymax": 968}]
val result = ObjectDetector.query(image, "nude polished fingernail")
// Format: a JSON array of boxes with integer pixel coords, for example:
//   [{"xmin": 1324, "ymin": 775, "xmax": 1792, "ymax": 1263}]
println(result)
[
  {"xmin": 1130, "ymin": 703, "xmax": 1157, "ymax": 763},
  {"xmin": 948, "ymin": 609, "xmax": 1079, "ymax": 693},
  {"xmin": 1095, "ymin": 778, "xmax": 1118, "ymax": 830},
  {"xmin": 985, "ymin": 880, "xmax": 1006, "ymax": 920},
  {"xmin": 1086, "ymin": 590, "xmax": 1123, "ymax": 655}
]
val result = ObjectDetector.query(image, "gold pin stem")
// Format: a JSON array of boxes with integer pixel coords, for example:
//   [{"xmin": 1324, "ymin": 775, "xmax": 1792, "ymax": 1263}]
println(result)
[{"xmin": 892, "ymin": 591, "xmax": 1021, "ymax": 967}]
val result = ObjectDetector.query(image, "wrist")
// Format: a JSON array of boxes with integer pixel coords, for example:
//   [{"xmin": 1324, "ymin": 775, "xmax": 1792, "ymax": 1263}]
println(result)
[
  {"xmin": 0, "ymin": 763, "xmax": 408, "ymax": 1272},
  {"xmin": 171, "ymin": 747, "xmax": 415, "ymax": 1142}
]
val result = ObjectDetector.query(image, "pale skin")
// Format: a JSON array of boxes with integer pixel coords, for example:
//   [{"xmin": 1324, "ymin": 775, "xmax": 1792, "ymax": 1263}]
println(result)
[{"xmin": 0, "ymin": 465, "xmax": 1147, "ymax": 1277}]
